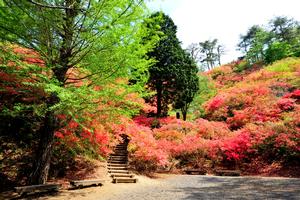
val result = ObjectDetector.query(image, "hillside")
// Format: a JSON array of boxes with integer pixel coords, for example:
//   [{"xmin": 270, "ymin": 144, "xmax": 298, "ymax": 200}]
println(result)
[
  {"xmin": 0, "ymin": 3, "xmax": 299, "ymax": 191},
  {"xmin": 1, "ymin": 57, "xmax": 300, "ymax": 193},
  {"xmin": 124, "ymin": 57, "xmax": 300, "ymax": 176}
]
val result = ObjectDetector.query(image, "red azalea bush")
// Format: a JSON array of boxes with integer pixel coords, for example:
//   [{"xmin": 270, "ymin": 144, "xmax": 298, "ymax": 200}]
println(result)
[
  {"xmin": 277, "ymin": 98, "xmax": 295, "ymax": 111},
  {"xmin": 284, "ymin": 89, "xmax": 300, "ymax": 102},
  {"xmin": 4, "ymin": 46, "xmax": 299, "ymax": 177},
  {"xmin": 50, "ymin": 57, "xmax": 300, "ymax": 176},
  {"xmin": 54, "ymin": 116, "xmax": 112, "ymax": 159},
  {"xmin": 203, "ymin": 83, "xmax": 282, "ymax": 129}
]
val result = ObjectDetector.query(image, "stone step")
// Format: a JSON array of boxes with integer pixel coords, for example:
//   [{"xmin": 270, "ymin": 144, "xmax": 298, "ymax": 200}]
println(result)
[
  {"xmin": 108, "ymin": 158, "xmax": 127, "ymax": 161},
  {"xmin": 108, "ymin": 170, "xmax": 131, "ymax": 174},
  {"xmin": 108, "ymin": 166, "xmax": 128, "ymax": 170},
  {"xmin": 110, "ymin": 155, "xmax": 127, "ymax": 158},
  {"xmin": 108, "ymin": 160, "xmax": 128, "ymax": 164},
  {"xmin": 108, "ymin": 163, "xmax": 128, "ymax": 167},
  {"xmin": 112, "ymin": 178, "xmax": 137, "ymax": 183},
  {"xmin": 108, "ymin": 161, "xmax": 127, "ymax": 163},
  {"xmin": 110, "ymin": 153, "xmax": 128, "ymax": 156},
  {"xmin": 112, "ymin": 153, "xmax": 127, "ymax": 156},
  {"xmin": 108, "ymin": 158, "xmax": 128, "ymax": 164},
  {"xmin": 110, "ymin": 156, "xmax": 127, "ymax": 159},
  {"xmin": 109, "ymin": 153, "xmax": 128, "ymax": 157},
  {"xmin": 110, "ymin": 174, "xmax": 135, "ymax": 178},
  {"xmin": 109, "ymin": 154, "xmax": 127, "ymax": 157}
]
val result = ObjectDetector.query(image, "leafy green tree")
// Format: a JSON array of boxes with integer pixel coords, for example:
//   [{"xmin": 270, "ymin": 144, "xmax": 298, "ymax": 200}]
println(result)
[
  {"xmin": 266, "ymin": 16, "xmax": 300, "ymax": 63},
  {"xmin": 265, "ymin": 41, "xmax": 293, "ymax": 64},
  {"xmin": 237, "ymin": 25, "xmax": 271, "ymax": 63},
  {"xmin": 199, "ymin": 39, "xmax": 217, "ymax": 70},
  {"xmin": 173, "ymin": 52, "xmax": 199, "ymax": 121},
  {"xmin": 146, "ymin": 12, "xmax": 185, "ymax": 117},
  {"xmin": 269, "ymin": 16, "xmax": 300, "ymax": 42},
  {"xmin": 245, "ymin": 28, "xmax": 271, "ymax": 63},
  {"xmin": 197, "ymin": 39, "xmax": 224, "ymax": 70},
  {"xmin": 238, "ymin": 25, "xmax": 263, "ymax": 53},
  {"xmin": 0, "ymin": 0, "xmax": 155, "ymax": 184},
  {"xmin": 238, "ymin": 16, "xmax": 300, "ymax": 64}
]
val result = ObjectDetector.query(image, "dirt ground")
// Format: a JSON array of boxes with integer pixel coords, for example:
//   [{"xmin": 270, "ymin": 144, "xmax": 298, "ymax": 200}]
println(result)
[{"xmin": 1, "ymin": 174, "xmax": 300, "ymax": 200}]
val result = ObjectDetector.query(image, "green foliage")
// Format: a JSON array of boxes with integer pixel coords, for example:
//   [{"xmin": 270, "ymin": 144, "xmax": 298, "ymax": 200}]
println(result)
[
  {"xmin": 146, "ymin": 12, "xmax": 197, "ymax": 117},
  {"xmin": 0, "ymin": 0, "xmax": 159, "ymax": 184},
  {"xmin": 173, "ymin": 53, "xmax": 199, "ymax": 120},
  {"xmin": 198, "ymin": 39, "xmax": 224, "ymax": 70},
  {"xmin": 0, "ymin": 0, "xmax": 157, "ymax": 122},
  {"xmin": 186, "ymin": 39, "xmax": 225, "ymax": 70},
  {"xmin": 238, "ymin": 16, "xmax": 300, "ymax": 65},
  {"xmin": 190, "ymin": 75, "xmax": 216, "ymax": 118},
  {"xmin": 265, "ymin": 42, "xmax": 293, "ymax": 64},
  {"xmin": 245, "ymin": 28, "xmax": 271, "ymax": 63},
  {"xmin": 238, "ymin": 25, "xmax": 265, "ymax": 53},
  {"xmin": 233, "ymin": 60, "xmax": 251, "ymax": 73},
  {"xmin": 265, "ymin": 57, "xmax": 300, "ymax": 72}
]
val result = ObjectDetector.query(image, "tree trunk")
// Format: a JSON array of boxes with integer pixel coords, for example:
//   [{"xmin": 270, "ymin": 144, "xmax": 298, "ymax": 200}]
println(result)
[
  {"xmin": 30, "ymin": 2, "xmax": 76, "ymax": 184},
  {"xmin": 182, "ymin": 111, "xmax": 187, "ymax": 121},
  {"xmin": 176, "ymin": 112, "xmax": 180, "ymax": 119},
  {"xmin": 30, "ymin": 95, "xmax": 59, "ymax": 184},
  {"xmin": 156, "ymin": 82, "xmax": 162, "ymax": 118},
  {"xmin": 181, "ymin": 104, "xmax": 188, "ymax": 121}
]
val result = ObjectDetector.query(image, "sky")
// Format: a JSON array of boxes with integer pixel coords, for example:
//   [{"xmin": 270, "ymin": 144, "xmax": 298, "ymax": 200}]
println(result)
[{"xmin": 147, "ymin": 0, "xmax": 300, "ymax": 64}]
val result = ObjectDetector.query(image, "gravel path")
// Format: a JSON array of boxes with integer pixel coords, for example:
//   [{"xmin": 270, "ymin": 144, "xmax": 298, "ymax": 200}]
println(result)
[
  {"xmin": 100, "ymin": 175, "xmax": 300, "ymax": 200},
  {"xmin": 7, "ymin": 175, "xmax": 300, "ymax": 200}
]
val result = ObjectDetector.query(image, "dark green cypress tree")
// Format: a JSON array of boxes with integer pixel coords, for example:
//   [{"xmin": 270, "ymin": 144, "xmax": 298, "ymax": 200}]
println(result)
[{"xmin": 146, "ymin": 12, "xmax": 199, "ymax": 118}]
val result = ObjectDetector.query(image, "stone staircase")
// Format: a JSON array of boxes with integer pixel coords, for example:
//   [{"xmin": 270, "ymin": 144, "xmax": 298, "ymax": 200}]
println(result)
[{"xmin": 108, "ymin": 135, "xmax": 137, "ymax": 183}]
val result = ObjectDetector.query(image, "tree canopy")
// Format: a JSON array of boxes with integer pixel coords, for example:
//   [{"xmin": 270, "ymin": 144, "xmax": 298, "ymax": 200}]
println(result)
[
  {"xmin": 0, "ymin": 0, "xmax": 157, "ymax": 184},
  {"xmin": 173, "ymin": 52, "xmax": 199, "ymax": 120},
  {"xmin": 237, "ymin": 16, "xmax": 300, "ymax": 64},
  {"xmin": 186, "ymin": 39, "xmax": 225, "ymax": 71},
  {"xmin": 145, "ymin": 12, "xmax": 199, "ymax": 118}
]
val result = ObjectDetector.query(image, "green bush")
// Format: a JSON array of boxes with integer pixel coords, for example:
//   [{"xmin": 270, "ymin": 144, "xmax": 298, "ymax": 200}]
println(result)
[
  {"xmin": 233, "ymin": 60, "xmax": 250, "ymax": 72},
  {"xmin": 265, "ymin": 42, "xmax": 293, "ymax": 64}
]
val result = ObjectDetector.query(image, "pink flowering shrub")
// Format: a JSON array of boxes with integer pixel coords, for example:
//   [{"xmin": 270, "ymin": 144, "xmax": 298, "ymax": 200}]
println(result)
[
  {"xmin": 277, "ymin": 98, "xmax": 295, "ymax": 111},
  {"xmin": 55, "ymin": 57, "xmax": 300, "ymax": 174}
]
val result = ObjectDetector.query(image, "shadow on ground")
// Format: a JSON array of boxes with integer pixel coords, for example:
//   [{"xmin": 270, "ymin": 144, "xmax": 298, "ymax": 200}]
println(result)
[{"xmin": 171, "ymin": 176, "xmax": 300, "ymax": 200}]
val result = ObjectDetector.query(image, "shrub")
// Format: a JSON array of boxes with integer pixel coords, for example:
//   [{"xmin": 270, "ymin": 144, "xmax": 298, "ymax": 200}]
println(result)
[{"xmin": 233, "ymin": 60, "xmax": 250, "ymax": 72}]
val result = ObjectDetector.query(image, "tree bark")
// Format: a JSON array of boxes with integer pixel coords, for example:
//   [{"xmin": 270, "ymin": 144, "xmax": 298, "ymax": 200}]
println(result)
[
  {"xmin": 156, "ymin": 81, "xmax": 162, "ymax": 118},
  {"xmin": 176, "ymin": 112, "xmax": 180, "ymax": 119},
  {"xmin": 182, "ymin": 111, "xmax": 187, "ymax": 121},
  {"xmin": 30, "ymin": 1, "xmax": 76, "ymax": 184},
  {"xmin": 181, "ymin": 104, "xmax": 188, "ymax": 121},
  {"xmin": 30, "ymin": 101, "xmax": 59, "ymax": 184}
]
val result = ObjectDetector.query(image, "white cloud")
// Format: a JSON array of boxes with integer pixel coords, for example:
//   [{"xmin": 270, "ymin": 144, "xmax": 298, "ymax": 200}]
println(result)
[{"xmin": 147, "ymin": 0, "xmax": 300, "ymax": 63}]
